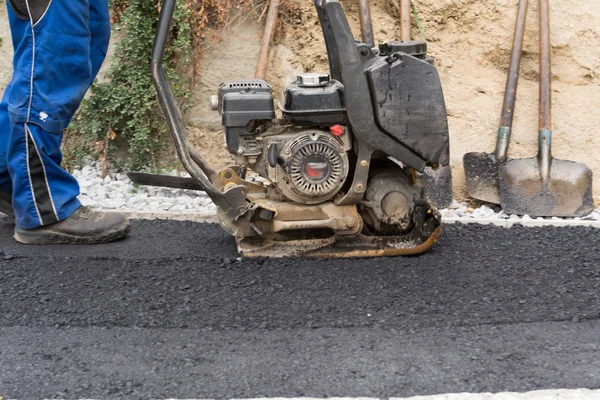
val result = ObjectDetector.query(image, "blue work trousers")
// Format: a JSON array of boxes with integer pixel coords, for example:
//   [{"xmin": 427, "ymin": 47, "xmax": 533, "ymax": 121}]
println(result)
[{"xmin": 0, "ymin": 0, "xmax": 110, "ymax": 229}]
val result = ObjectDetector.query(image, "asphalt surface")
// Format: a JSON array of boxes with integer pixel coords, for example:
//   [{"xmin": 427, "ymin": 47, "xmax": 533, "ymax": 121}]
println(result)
[{"xmin": 0, "ymin": 218, "xmax": 599, "ymax": 399}]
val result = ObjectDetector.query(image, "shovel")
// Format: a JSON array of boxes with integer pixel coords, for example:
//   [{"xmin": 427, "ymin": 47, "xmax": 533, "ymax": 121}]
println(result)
[
  {"xmin": 499, "ymin": 0, "xmax": 593, "ymax": 217},
  {"xmin": 400, "ymin": 0, "xmax": 453, "ymax": 209},
  {"xmin": 358, "ymin": 0, "xmax": 375, "ymax": 48},
  {"xmin": 463, "ymin": 0, "xmax": 528, "ymax": 204}
]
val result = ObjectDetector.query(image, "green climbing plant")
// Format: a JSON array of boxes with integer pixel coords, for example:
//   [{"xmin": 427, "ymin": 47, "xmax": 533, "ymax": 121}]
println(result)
[
  {"xmin": 68, "ymin": 0, "xmax": 295, "ymax": 173},
  {"xmin": 70, "ymin": 0, "xmax": 193, "ymax": 172}
]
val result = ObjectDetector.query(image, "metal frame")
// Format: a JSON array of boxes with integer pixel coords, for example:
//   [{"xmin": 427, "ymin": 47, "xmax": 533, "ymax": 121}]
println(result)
[{"xmin": 152, "ymin": 0, "xmax": 249, "ymax": 221}]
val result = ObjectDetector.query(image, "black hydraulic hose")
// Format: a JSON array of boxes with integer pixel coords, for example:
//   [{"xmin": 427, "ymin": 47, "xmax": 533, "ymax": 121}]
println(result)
[{"xmin": 151, "ymin": 0, "xmax": 223, "ymax": 201}]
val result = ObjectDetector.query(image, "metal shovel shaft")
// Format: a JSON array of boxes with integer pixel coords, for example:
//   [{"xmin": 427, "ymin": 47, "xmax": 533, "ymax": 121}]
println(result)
[
  {"xmin": 539, "ymin": 0, "xmax": 552, "ymax": 132},
  {"xmin": 537, "ymin": 0, "xmax": 552, "ymax": 183},
  {"xmin": 358, "ymin": 0, "xmax": 375, "ymax": 48},
  {"xmin": 495, "ymin": 0, "xmax": 529, "ymax": 159}
]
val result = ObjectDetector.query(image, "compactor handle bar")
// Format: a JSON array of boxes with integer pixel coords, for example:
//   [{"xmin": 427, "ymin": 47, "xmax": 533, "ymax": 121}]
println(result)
[{"xmin": 151, "ymin": 0, "xmax": 249, "ymax": 220}]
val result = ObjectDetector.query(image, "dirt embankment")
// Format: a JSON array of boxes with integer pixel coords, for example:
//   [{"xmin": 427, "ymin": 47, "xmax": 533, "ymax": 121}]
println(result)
[
  {"xmin": 188, "ymin": 0, "xmax": 600, "ymax": 204},
  {"xmin": 1, "ymin": 1, "xmax": 598, "ymax": 204}
]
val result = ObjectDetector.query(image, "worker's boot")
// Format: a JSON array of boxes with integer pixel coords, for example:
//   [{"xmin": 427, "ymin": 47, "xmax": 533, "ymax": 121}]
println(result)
[
  {"xmin": 14, "ymin": 205, "xmax": 130, "ymax": 245},
  {"xmin": 0, "ymin": 191, "xmax": 14, "ymax": 217}
]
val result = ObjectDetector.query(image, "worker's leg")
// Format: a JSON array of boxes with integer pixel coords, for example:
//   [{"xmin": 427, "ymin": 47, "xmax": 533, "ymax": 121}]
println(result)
[
  {"xmin": 3, "ymin": 0, "xmax": 88, "ymax": 229},
  {"xmin": 89, "ymin": 0, "xmax": 111, "ymax": 81},
  {"xmin": 0, "ymin": 90, "xmax": 14, "ymax": 216},
  {"xmin": 4, "ymin": 0, "xmax": 129, "ymax": 242}
]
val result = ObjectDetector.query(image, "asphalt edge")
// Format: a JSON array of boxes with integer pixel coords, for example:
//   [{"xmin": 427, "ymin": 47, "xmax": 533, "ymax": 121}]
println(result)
[
  {"xmin": 4, "ymin": 209, "xmax": 598, "ymax": 228},
  {"xmin": 102, "ymin": 210, "xmax": 600, "ymax": 229}
]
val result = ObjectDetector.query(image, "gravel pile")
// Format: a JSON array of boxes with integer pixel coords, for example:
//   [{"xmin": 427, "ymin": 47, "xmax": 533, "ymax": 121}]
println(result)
[
  {"xmin": 72, "ymin": 160, "xmax": 216, "ymax": 215},
  {"xmin": 441, "ymin": 201, "xmax": 600, "ymax": 222},
  {"xmin": 72, "ymin": 159, "xmax": 600, "ymax": 221}
]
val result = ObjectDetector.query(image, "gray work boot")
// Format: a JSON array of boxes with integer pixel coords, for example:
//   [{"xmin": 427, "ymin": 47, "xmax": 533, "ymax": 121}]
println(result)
[
  {"xmin": 14, "ymin": 206, "xmax": 130, "ymax": 245},
  {"xmin": 0, "ymin": 191, "xmax": 14, "ymax": 217}
]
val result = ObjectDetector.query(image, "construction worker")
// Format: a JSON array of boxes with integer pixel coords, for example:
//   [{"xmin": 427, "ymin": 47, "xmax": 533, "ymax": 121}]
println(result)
[{"xmin": 0, "ymin": 0, "xmax": 130, "ymax": 244}]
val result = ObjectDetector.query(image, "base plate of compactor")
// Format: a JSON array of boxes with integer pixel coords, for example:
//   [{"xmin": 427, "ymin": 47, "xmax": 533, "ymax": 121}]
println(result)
[{"xmin": 236, "ymin": 226, "xmax": 441, "ymax": 259}]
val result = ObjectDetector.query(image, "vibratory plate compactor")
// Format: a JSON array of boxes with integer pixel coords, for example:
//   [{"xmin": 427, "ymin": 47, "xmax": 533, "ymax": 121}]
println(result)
[{"xmin": 133, "ymin": 0, "xmax": 451, "ymax": 258}]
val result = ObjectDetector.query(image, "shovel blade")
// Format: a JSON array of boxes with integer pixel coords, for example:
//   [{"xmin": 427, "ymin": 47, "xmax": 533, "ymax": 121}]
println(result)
[
  {"xmin": 463, "ymin": 152, "xmax": 502, "ymax": 204},
  {"xmin": 417, "ymin": 165, "xmax": 453, "ymax": 209},
  {"xmin": 499, "ymin": 157, "xmax": 593, "ymax": 217}
]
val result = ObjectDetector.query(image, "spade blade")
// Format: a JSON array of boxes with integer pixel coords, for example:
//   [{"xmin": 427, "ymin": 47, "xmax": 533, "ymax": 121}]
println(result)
[
  {"xmin": 463, "ymin": 152, "xmax": 504, "ymax": 205},
  {"xmin": 499, "ymin": 157, "xmax": 593, "ymax": 217}
]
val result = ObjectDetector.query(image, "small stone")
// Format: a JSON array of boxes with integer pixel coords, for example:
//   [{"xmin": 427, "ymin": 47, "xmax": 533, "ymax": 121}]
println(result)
[
  {"xmin": 90, "ymin": 187, "xmax": 107, "ymax": 199},
  {"xmin": 79, "ymin": 195, "xmax": 93, "ymax": 205},
  {"xmin": 79, "ymin": 179, "xmax": 93, "ymax": 189},
  {"xmin": 456, "ymin": 205, "xmax": 468, "ymax": 217},
  {"xmin": 82, "ymin": 165, "xmax": 94, "ymax": 176},
  {"xmin": 472, "ymin": 205, "xmax": 495, "ymax": 219},
  {"xmin": 109, "ymin": 181, "xmax": 125, "ymax": 188},
  {"xmin": 170, "ymin": 204, "xmax": 187, "ymax": 212},
  {"xmin": 101, "ymin": 200, "xmax": 117, "ymax": 209},
  {"xmin": 176, "ymin": 195, "xmax": 193, "ymax": 206},
  {"xmin": 148, "ymin": 201, "xmax": 160, "ymax": 211},
  {"xmin": 158, "ymin": 203, "xmax": 175, "ymax": 211},
  {"xmin": 441, "ymin": 209, "xmax": 459, "ymax": 218},
  {"xmin": 132, "ymin": 193, "xmax": 149, "ymax": 202},
  {"xmin": 103, "ymin": 175, "xmax": 112, "ymax": 184}
]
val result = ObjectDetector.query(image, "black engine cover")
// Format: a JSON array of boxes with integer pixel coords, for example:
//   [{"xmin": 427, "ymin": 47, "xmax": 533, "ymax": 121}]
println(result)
[
  {"xmin": 218, "ymin": 79, "xmax": 276, "ymax": 154},
  {"xmin": 366, "ymin": 53, "xmax": 450, "ymax": 165},
  {"xmin": 280, "ymin": 79, "xmax": 346, "ymax": 126}
]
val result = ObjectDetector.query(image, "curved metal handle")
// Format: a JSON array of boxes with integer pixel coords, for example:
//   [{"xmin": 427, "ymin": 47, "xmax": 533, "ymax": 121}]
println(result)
[{"xmin": 151, "ymin": 0, "xmax": 249, "ymax": 220}]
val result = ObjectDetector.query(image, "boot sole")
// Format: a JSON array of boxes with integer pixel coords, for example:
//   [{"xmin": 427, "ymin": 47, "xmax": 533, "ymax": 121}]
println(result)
[{"xmin": 14, "ymin": 222, "xmax": 131, "ymax": 245}]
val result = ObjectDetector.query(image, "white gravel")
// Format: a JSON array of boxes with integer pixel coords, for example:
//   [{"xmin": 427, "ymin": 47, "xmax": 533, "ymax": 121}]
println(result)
[
  {"xmin": 73, "ymin": 159, "xmax": 600, "ymax": 224},
  {"xmin": 72, "ymin": 159, "xmax": 216, "ymax": 215},
  {"xmin": 441, "ymin": 200, "xmax": 600, "ymax": 222}
]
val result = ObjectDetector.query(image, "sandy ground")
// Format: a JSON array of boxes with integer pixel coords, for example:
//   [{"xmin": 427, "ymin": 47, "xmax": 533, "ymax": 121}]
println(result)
[
  {"xmin": 272, "ymin": 0, "xmax": 600, "ymax": 203},
  {"xmin": 188, "ymin": 0, "xmax": 600, "ymax": 203},
  {"xmin": 1, "ymin": 1, "xmax": 599, "ymax": 204}
]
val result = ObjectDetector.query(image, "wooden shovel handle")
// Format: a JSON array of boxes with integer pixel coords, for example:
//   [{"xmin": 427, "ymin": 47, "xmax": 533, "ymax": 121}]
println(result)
[
  {"xmin": 499, "ymin": 0, "xmax": 528, "ymax": 128},
  {"xmin": 539, "ymin": 0, "xmax": 552, "ymax": 130},
  {"xmin": 400, "ymin": 0, "xmax": 411, "ymax": 41},
  {"xmin": 255, "ymin": 0, "xmax": 281, "ymax": 79}
]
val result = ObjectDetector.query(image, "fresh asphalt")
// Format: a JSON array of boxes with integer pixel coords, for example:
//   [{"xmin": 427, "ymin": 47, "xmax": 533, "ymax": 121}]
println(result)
[{"xmin": 0, "ymin": 218, "xmax": 599, "ymax": 399}]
